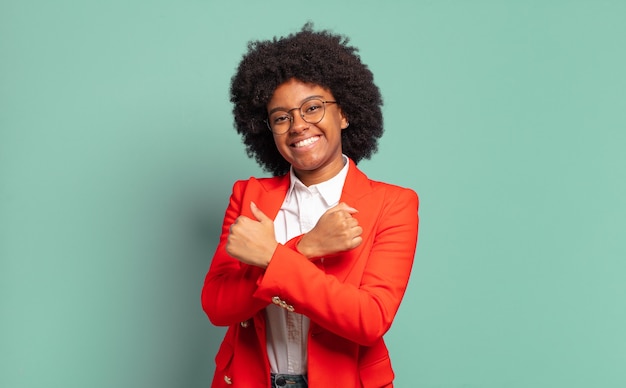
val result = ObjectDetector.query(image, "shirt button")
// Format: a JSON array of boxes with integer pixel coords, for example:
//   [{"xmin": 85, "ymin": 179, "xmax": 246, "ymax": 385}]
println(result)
[
  {"xmin": 240, "ymin": 320, "xmax": 249, "ymax": 328},
  {"xmin": 224, "ymin": 375, "xmax": 232, "ymax": 385}
]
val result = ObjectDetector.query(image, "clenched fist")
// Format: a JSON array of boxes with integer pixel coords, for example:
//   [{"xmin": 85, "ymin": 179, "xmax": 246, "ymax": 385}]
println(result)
[
  {"xmin": 296, "ymin": 202, "xmax": 363, "ymax": 259},
  {"xmin": 226, "ymin": 202, "xmax": 278, "ymax": 268}
]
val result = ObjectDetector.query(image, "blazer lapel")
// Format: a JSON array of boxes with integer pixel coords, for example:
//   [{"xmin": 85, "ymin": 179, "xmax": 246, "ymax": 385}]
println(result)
[
  {"xmin": 246, "ymin": 174, "xmax": 290, "ymax": 221},
  {"xmin": 340, "ymin": 159, "xmax": 373, "ymax": 208},
  {"xmin": 323, "ymin": 160, "xmax": 376, "ymax": 283}
]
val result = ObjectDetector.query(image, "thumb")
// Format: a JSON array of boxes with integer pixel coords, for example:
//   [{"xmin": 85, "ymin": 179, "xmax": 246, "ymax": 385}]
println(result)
[{"xmin": 250, "ymin": 202, "xmax": 271, "ymax": 223}]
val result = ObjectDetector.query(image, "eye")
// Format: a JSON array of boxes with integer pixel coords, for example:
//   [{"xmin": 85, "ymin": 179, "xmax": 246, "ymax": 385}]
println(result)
[
  {"xmin": 271, "ymin": 113, "xmax": 291, "ymax": 124},
  {"xmin": 303, "ymin": 102, "xmax": 323, "ymax": 114}
]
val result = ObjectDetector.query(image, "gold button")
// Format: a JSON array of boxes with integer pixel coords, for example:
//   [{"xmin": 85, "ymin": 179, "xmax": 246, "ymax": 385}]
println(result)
[
  {"xmin": 240, "ymin": 320, "xmax": 249, "ymax": 328},
  {"xmin": 224, "ymin": 375, "xmax": 232, "ymax": 384},
  {"xmin": 286, "ymin": 304, "xmax": 295, "ymax": 312},
  {"xmin": 272, "ymin": 296, "xmax": 281, "ymax": 305}
]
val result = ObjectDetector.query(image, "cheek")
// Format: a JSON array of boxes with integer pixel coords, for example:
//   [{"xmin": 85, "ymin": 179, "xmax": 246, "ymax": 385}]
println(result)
[
  {"xmin": 272, "ymin": 136, "xmax": 290, "ymax": 157},
  {"xmin": 272, "ymin": 136, "xmax": 284, "ymax": 150}
]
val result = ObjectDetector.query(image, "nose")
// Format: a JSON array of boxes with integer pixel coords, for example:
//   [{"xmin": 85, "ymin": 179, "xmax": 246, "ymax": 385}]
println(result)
[{"xmin": 289, "ymin": 112, "xmax": 309, "ymax": 133}]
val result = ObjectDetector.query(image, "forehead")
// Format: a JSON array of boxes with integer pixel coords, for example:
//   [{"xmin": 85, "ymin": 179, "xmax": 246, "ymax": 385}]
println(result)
[{"xmin": 267, "ymin": 78, "xmax": 333, "ymax": 108}]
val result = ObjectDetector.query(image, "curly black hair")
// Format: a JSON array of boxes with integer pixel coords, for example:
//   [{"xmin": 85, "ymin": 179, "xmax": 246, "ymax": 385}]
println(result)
[{"xmin": 230, "ymin": 23, "xmax": 383, "ymax": 176}]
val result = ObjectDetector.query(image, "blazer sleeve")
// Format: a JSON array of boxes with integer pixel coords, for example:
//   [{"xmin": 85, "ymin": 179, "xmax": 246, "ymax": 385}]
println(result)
[
  {"xmin": 253, "ymin": 185, "xmax": 419, "ymax": 346},
  {"xmin": 201, "ymin": 179, "xmax": 269, "ymax": 326}
]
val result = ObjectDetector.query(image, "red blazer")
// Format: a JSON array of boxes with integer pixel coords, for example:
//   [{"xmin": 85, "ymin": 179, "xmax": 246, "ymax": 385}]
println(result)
[{"xmin": 202, "ymin": 159, "xmax": 419, "ymax": 387}]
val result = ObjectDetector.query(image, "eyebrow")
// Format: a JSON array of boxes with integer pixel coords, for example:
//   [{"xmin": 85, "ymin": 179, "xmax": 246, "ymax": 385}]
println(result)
[{"xmin": 267, "ymin": 95, "xmax": 326, "ymax": 115}]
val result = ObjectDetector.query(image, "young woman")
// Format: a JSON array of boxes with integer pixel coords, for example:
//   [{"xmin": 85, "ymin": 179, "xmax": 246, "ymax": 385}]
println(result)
[{"xmin": 202, "ymin": 24, "xmax": 419, "ymax": 388}]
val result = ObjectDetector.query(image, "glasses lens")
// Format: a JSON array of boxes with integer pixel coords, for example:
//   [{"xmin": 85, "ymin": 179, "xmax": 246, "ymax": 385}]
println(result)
[
  {"xmin": 301, "ymin": 99, "xmax": 325, "ymax": 124},
  {"xmin": 268, "ymin": 111, "xmax": 291, "ymax": 134}
]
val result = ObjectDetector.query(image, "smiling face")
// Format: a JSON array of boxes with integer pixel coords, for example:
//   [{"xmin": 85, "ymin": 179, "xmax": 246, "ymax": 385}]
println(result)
[{"xmin": 267, "ymin": 78, "xmax": 349, "ymax": 186}]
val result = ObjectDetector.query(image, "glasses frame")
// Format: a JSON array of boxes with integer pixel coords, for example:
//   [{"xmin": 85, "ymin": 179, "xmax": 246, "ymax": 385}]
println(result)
[{"xmin": 265, "ymin": 99, "xmax": 337, "ymax": 134}]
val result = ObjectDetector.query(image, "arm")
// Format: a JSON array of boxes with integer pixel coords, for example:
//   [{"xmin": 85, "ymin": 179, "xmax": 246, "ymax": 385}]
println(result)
[
  {"xmin": 254, "ymin": 187, "xmax": 419, "ymax": 346},
  {"xmin": 201, "ymin": 180, "xmax": 355, "ymax": 325},
  {"xmin": 201, "ymin": 180, "xmax": 270, "ymax": 326}
]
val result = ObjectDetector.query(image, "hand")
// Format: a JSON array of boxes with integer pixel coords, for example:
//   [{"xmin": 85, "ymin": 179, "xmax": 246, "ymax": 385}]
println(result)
[
  {"xmin": 225, "ymin": 202, "xmax": 278, "ymax": 268},
  {"xmin": 297, "ymin": 202, "xmax": 363, "ymax": 259}
]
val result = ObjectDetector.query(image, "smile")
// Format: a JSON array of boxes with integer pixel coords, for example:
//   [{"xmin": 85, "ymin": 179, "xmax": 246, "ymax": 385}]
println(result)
[{"xmin": 292, "ymin": 136, "xmax": 320, "ymax": 148}]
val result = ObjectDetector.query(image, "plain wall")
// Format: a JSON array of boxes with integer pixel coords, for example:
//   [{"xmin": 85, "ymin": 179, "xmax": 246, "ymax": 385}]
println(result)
[{"xmin": 1, "ymin": 1, "xmax": 625, "ymax": 387}]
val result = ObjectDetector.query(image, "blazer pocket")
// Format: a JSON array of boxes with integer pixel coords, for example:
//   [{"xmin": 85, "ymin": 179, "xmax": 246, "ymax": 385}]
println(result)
[{"xmin": 359, "ymin": 354, "xmax": 394, "ymax": 388}]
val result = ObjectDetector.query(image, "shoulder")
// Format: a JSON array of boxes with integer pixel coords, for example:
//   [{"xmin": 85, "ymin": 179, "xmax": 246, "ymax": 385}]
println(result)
[
  {"xmin": 369, "ymin": 179, "xmax": 418, "ymax": 196},
  {"xmin": 348, "ymin": 159, "xmax": 418, "ymax": 200},
  {"xmin": 350, "ymin": 163, "xmax": 418, "ymax": 203},
  {"xmin": 368, "ymin": 179, "xmax": 419, "ymax": 207},
  {"xmin": 231, "ymin": 174, "xmax": 288, "ymax": 193}
]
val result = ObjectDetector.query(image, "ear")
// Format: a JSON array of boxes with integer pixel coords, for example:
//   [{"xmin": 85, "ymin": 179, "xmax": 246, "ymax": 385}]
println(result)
[{"xmin": 339, "ymin": 110, "xmax": 349, "ymax": 130}]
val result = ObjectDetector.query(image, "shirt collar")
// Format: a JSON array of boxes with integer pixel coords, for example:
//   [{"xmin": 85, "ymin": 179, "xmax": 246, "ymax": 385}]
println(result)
[{"xmin": 286, "ymin": 155, "xmax": 350, "ymax": 206}]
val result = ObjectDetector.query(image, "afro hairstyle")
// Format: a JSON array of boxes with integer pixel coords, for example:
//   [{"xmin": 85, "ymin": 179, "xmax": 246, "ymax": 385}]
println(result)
[{"xmin": 230, "ymin": 23, "xmax": 384, "ymax": 176}]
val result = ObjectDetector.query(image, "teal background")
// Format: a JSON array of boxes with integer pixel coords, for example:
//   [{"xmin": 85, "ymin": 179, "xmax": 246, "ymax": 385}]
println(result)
[{"xmin": 1, "ymin": 1, "xmax": 625, "ymax": 387}]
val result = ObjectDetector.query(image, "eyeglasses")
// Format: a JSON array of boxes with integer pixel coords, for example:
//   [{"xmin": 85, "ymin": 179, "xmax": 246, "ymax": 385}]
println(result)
[{"xmin": 265, "ymin": 99, "xmax": 337, "ymax": 134}]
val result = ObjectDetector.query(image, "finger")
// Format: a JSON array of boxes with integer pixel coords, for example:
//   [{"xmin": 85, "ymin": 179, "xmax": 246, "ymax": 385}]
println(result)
[
  {"xmin": 343, "ymin": 217, "xmax": 359, "ymax": 228},
  {"xmin": 233, "ymin": 215, "xmax": 250, "ymax": 225},
  {"xmin": 350, "ymin": 236, "xmax": 363, "ymax": 249},
  {"xmin": 250, "ymin": 201, "xmax": 271, "ymax": 223},
  {"xmin": 229, "ymin": 217, "xmax": 241, "ymax": 234},
  {"xmin": 330, "ymin": 202, "xmax": 358, "ymax": 214}
]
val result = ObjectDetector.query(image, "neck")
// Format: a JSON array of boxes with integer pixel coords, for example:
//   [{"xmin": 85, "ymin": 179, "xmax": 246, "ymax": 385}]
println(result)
[{"xmin": 293, "ymin": 157, "xmax": 346, "ymax": 186}]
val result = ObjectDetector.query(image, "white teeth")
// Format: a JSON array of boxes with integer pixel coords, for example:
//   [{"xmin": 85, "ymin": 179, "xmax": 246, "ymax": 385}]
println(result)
[{"xmin": 293, "ymin": 136, "xmax": 320, "ymax": 148}]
